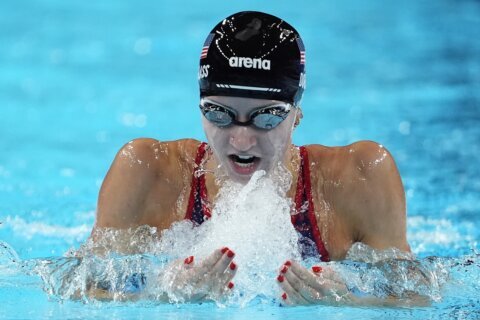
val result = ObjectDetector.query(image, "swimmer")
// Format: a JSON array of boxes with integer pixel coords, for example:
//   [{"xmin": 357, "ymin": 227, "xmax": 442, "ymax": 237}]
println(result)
[{"xmin": 90, "ymin": 11, "xmax": 416, "ymax": 304}]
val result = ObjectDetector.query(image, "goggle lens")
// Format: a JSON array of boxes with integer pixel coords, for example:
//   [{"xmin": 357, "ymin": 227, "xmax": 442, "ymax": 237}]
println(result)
[{"xmin": 200, "ymin": 100, "xmax": 292, "ymax": 130}]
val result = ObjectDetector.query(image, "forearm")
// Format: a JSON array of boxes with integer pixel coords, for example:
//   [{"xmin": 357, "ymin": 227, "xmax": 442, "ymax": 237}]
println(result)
[
  {"xmin": 276, "ymin": 256, "xmax": 445, "ymax": 307},
  {"xmin": 337, "ymin": 258, "xmax": 444, "ymax": 306}
]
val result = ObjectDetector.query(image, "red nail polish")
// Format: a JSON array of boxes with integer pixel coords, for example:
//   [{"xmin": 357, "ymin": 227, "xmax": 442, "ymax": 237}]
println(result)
[
  {"xmin": 281, "ymin": 266, "xmax": 288, "ymax": 273},
  {"xmin": 282, "ymin": 292, "xmax": 287, "ymax": 300},
  {"xmin": 184, "ymin": 256, "xmax": 194, "ymax": 264},
  {"xmin": 229, "ymin": 262, "xmax": 236, "ymax": 270},
  {"xmin": 227, "ymin": 250, "xmax": 235, "ymax": 258},
  {"xmin": 284, "ymin": 260, "xmax": 292, "ymax": 266},
  {"xmin": 228, "ymin": 282, "xmax": 234, "ymax": 289},
  {"xmin": 277, "ymin": 274, "xmax": 284, "ymax": 283},
  {"xmin": 221, "ymin": 247, "xmax": 229, "ymax": 254},
  {"xmin": 312, "ymin": 266, "xmax": 322, "ymax": 273}
]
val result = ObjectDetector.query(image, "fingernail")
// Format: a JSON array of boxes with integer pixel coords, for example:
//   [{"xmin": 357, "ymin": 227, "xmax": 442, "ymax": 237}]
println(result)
[
  {"xmin": 221, "ymin": 247, "xmax": 229, "ymax": 254},
  {"xmin": 184, "ymin": 256, "xmax": 194, "ymax": 264},
  {"xmin": 227, "ymin": 250, "xmax": 235, "ymax": 258},
  {"xmin": 284, "ymin": 260, "xmax": 292, "ymax": 266},
  {"xmin": 281, "ymin": 266, "xmax": 288, "ymax": 273},
  {"xmin": 228, "ymin": 282, "xmax": 234, "ymax": 289},
  {"xmin": 282, "ymin": 292, "xmax": 287, "ymax": 300},
  {"xmin": 312, "ymin": 266, "xmax": 323, "ymax": 273},
  {"xmin": 277, "ymin": 274, "xmax": 284, "ymax": 283},
  {"xmin": 229, "ymin": 262, "xmax": 236, "ymax": 270}
]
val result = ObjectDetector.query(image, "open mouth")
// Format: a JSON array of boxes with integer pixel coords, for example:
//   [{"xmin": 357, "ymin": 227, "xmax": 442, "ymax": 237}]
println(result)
[
  {"xmin": 229, "ymin": 154, "xmax": 257, "ymax": 166},
  {"xmin": 228, "ymin": 154, "xmax": 260, "ymax": 175}
]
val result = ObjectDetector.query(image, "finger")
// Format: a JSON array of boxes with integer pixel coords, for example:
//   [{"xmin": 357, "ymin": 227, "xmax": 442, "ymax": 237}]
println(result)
[
  {"xmin": 289, "ymin": 261, "xmax": 347, "ymax": 293},
  {"xmin": 282, "ymin": 267, "xmax": 323, "ymax": 303},
  {"xmin": 276, "ymin": 273, "xmax": 310, "ymax": 305},
  {"xmin": 189, "ymin": 248, "xmax": 235, "ymax": 287},
  {"xmin": 209, "ymin": 258, "xmax": 238, "ymax": 291},
  {"xmin": 189, "ymin": 248, "xmax": 228, "ymax": 283},
  {"xmin": 286, "ymin": 261, "xmax": 328, "ymax": 294},
  {"xmin": 210, "ymin": 249, "xmax": 235, "ymax": 277},
  {"xmin": 213, "ymin": 262, "xmax": 238, "ymax": 296},
  {"xmin": 312, "ymin": 265, "xmax": 342, "ymax": 282},
  {"xmin": 311, "ymin": 266, "xmax": 349, "ymax": 296},
  {"xmin": 183, "ymin": 255, "xmax": 195, "ymax": 270},
  {"xmin": 279, "ymin": 292, "xmax": 294, "ymax": 306},
  {"xmin": 218, "ymin": 260, "xmax": 237, "ymax": 284},
  {"xmin": 198, "ymin": 247, "xmax": 227, "ymax": 270},
  {"xmin": 205, "ymin": 256, "xmax": 238, "ymax": 299},
  {"xmin": 207, "ymin": 251, "xmax": 236, "ymax": 293}
]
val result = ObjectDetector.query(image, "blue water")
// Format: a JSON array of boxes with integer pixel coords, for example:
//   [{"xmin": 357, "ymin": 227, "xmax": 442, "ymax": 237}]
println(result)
[{"xmin": 1, "ymin": 0, "xmax": 479, "ymax": 318}]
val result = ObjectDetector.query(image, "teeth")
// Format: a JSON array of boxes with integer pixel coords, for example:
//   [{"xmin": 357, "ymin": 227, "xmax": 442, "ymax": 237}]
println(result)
[
  {"xmin": 236, "ymin": 162, "xmax": 254, "ymax": 167},
  {"xmin": 237, "ymin": 155, "xmax": 254, "ymax": 160}
]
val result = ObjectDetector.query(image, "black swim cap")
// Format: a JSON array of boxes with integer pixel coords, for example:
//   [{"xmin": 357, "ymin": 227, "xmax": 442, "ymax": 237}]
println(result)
[{"xmin": 198, "ymin": 11, "xmax": 306, "ymax": 106}]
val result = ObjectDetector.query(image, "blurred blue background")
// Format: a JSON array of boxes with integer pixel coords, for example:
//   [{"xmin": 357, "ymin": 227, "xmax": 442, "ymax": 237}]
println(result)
[
  {"xmin": 1, "ymin": 1, "xmax": 480, "ymax": 318},
  {"xmin": 0, "ymin": 0, "xmax": 479, "ymax": 258}
]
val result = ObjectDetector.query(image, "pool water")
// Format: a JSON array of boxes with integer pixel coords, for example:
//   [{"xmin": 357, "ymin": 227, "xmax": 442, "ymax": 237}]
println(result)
[{"xmin": 1, "ymin": 0, "xmax": 479, "ymax": 318}]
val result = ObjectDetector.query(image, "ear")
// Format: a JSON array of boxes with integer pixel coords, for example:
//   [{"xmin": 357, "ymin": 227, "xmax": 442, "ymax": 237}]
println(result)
[{"xmin": 294, "ymin": 107, "xmax": 303, "ymax": 128}]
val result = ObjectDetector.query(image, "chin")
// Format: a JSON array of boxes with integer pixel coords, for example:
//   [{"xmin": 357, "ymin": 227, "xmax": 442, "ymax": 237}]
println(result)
[{"xmin": 231, "ymin": 174, "xmax": 252, "ymax": 185}]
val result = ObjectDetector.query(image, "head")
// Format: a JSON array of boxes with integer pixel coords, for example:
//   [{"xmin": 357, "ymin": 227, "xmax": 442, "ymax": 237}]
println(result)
[{"xmin": 198, "ymin": 11, "xmax": 306, "ymax": 183}]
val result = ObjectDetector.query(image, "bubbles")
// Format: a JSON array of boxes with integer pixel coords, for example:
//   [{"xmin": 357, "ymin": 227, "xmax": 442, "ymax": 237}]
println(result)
[
  {"xmin": 30, "ymin": 170, "xmax": 300, "ymax": 304},
  {"xmin": 7, "ymin": 167, "xmax": 475, "ymax": 306},
  {"xmin": 156, "ymin": 170, "xmax": 301, "ymax": 305}
]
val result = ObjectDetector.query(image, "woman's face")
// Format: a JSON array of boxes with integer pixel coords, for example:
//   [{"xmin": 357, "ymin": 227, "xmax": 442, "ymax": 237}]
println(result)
[{"xmin": 202, "ymin": 95, "xmax": 297, "ymax": 184}]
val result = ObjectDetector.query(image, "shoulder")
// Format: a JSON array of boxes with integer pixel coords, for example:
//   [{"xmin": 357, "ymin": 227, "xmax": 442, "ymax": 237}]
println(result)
[
  {"xmin": 114, "ymin": 138, "xmax": 202, "ymax": 173},
  {"xmin": 95, "ymin": 138, "xmax": 203, "ymax": 228},
  {"xmin": 318, "ymin": 140, "xmax": 403, "ymax": 204},
  {"xmin": 306, "ymin": 141, "xmax": 408, "ymax": 250},
  {"xmin": 306, "ymin": 141, "xmax": 398, "ymax": 180},
  {"xmin": 347, "ymin": 140, "xmax": 398, "ymax": 178}
]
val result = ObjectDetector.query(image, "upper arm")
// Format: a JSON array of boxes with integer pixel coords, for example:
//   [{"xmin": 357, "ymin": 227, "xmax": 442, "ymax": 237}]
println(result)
[
  {"xmin": 340, "ymin": 141, "xmax": 410, "ymax": 252},
  {"xmin": 94, "ymin": 138, "xmax": 163, "ymax": 229}
]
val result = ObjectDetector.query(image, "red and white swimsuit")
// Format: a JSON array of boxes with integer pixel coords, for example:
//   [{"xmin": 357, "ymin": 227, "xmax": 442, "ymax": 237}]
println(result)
[{"xmin": 184, "ymin": 142, "xmax": 330, "ymax": 262}]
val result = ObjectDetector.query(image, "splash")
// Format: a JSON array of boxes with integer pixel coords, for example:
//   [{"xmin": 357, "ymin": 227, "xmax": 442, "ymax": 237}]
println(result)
[
  {"xmin": 0, "ymin": 241, "xmax": 20, "ymax": 275},
  {"xmin": 33, "ymin": 169, "xmax": 301, "ymax": 305},
  {"xmin": 334, "ymin": 243, "xmax": 449, "ymax": 302},
  {"xmin": 156, "ymin": 170, "xmax": 301, "ymax": 305},
  {"xmin": 16, "ymin": 169, "xmax": 464, "ymax": 306}
]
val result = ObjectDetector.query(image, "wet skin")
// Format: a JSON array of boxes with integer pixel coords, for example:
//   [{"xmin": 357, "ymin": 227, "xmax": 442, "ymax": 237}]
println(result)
[{"xmin": 93, "ymin": 96, "xmax": 409, "ymax": 303}]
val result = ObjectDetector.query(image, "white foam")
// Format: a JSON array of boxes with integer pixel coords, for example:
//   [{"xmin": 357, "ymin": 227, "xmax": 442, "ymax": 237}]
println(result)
[
  {"xmin": 407, "ymin": 216, "xmax": 475, "ymax": 254},
  {"xmin": 3, "ymin": 216, "xmax": 90, "ymax": 242},
  {"xmin": 157, "ymin": 170, "xmax": 300, "ymax": 305}
]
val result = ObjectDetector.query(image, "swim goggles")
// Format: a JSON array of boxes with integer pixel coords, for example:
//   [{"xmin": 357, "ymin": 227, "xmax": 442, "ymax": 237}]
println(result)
[{"xmin": 199, "ymin": 99, "xmax": 292, "ymax": 130}]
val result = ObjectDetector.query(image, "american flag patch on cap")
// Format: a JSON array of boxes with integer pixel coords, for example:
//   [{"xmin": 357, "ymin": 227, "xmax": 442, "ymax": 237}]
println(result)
[
  {"xmin": 201, "ymin": 33, "xmax": 215, "ymax": 59},
  {"xmin": 296, "ymin": 38, "xmax": 306, "ymax": 65}
]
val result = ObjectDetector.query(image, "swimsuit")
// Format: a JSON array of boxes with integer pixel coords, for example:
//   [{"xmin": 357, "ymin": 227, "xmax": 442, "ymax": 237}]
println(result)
[
  {"xmin": 97, "ymin": 142, "xmax": 329, "ymax": 294},
  {"xmin": 185, "ymin": 142, "xmax": 330, "ymax": 262}
]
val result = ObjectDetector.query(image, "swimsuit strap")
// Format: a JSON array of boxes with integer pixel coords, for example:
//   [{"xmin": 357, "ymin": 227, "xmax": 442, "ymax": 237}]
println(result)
[
  {"xmin": 185, "ymin": 142, "xmax": 211, "ymax": 224},
  {"xmin": 292, "ymin": 146, "xmax": 330, "ymax": 261},
  {"xmin": 184, "ymin": 143, "xmax": 330, "ymax": 260}
]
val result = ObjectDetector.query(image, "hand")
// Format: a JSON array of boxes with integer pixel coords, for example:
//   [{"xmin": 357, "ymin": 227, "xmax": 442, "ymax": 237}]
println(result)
[
  {"xmin": 276, "ymin": 260, "xmax": 350, "ymax": 305},
  {"xmin": 162, "ymin": 247, "xmax": 237, "ymax": 303}
]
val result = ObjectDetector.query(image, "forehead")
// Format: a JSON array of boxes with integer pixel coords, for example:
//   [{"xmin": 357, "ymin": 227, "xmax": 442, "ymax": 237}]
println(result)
[{"xmin": 205, "ymin": 95, "xmax": 285, "ymax": 111}]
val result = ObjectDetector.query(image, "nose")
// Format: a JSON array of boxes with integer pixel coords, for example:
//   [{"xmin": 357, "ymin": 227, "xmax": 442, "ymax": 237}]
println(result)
[{"xmin": 229, "ymin": 126, "xmax": 257, "ymax": 151}]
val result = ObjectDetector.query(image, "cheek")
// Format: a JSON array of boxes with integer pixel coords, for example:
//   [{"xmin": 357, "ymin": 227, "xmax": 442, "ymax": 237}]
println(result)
[
  {"xmin": 202, "ymin": 118, "xmax": 229, "ymax": 149},
  {"xmin": 266, "ymin": 114, "xmax": 295, "ymax": 149}
]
